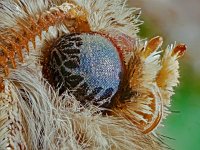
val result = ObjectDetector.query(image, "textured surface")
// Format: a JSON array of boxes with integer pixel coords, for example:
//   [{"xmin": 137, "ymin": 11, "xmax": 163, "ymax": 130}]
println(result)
[
  {"xmin": 0, "ymin": 0, "xmax": 185, "ymax": 149},
  {"xmin": 49, "ymin": 33, "xmax": 122, "ymax": 106}
]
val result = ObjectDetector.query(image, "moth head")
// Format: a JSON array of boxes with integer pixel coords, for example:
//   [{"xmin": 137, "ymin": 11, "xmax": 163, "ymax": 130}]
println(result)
[{"xmin": 0, "ymin": 0, "xmax": 186, "ymax": 139}]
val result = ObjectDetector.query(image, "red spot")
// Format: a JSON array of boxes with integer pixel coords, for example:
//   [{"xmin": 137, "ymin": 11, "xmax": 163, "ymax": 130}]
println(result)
[
  {"xmin": 107, "ymin": 31, "xmax": 135, "ymax": 52},
  {"xmin": 98, "ymin": 31, "xmax": 135, "ymax": 63},
  {"xmin": 173, "ymin": 44, "xmax": 186, "ymax": 57}
]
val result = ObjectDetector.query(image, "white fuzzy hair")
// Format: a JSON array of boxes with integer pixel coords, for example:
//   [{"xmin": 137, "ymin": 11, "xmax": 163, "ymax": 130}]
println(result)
[{"xmin": 1, "ymin": 65, "xmax": 162, "ymax": 149}]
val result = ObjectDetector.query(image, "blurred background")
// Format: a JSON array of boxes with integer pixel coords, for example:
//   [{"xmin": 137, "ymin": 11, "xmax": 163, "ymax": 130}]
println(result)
[{"xmin": 129, "ymin": 0, "xmax": 200, "ymax": 149}]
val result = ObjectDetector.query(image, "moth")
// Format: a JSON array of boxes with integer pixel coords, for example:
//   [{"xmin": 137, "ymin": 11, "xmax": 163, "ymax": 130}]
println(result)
[{"xmin": 0, "ymin": 0, "xmax": 186, "ymax": 149}]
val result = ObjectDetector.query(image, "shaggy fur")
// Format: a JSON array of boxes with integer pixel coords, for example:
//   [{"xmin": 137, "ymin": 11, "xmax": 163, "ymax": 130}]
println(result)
[{"xmin": 0, "ymin": 0, "xmax": 185, "ymax": 149}]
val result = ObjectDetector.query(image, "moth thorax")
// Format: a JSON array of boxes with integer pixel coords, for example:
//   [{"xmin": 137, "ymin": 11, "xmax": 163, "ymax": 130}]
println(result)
[{"xmin": 44, "ymin": 32, "xmax": 123, "ymax": 107}]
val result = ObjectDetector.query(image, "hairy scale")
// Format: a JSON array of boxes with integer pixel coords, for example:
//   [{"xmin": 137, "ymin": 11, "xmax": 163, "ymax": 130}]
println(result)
[
  {"xmin": 0, "ymin": 0, "xmax": 187, "ymax": 139},
  {"xmin": 0, "ymin": 2, "xmax": 90, "ymax": 91}
]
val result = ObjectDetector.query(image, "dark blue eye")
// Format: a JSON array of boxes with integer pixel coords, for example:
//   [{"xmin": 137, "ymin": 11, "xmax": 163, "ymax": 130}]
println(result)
[{"xmin": 47, "ymin": 33, "xmax": 123, "ymax": 107}]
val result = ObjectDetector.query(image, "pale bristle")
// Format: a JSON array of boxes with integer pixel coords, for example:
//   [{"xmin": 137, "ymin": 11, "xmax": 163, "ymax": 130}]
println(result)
[
  {"xmin": 112, "ymin": 37, "xmax": 185, "ymax": 134},
  {"xmin": 0, "ymin": 66, "xmax": 162, "ymax": 149},
  {"xmin": 156, "ymin": 44, "xmax": 185, "ymax": 106}
]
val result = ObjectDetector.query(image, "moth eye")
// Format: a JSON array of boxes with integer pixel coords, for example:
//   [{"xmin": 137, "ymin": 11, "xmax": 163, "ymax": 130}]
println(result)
[{"xmin": 43, "ymin": 32, "xmax": 123, "ymax": 107}]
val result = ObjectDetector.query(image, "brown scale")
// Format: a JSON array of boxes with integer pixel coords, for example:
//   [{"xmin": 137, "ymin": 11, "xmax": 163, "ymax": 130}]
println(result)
[
  {"xmin": 0, "ymin": 2, "xmax": 90, "ymax": 92},
  {"xmin": 134, "ymin": 93, "xmax": 163, "ymax": 134}
]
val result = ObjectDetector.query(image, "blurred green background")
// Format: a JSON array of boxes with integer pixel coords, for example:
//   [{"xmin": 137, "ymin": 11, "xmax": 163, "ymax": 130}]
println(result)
[{"xmin": 129, "ymin": 1, "xmax": 200, "ymax": 149}]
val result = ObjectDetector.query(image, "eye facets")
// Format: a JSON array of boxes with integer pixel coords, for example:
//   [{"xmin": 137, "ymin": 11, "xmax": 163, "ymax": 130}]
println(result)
[{"xmin": 48, "ymin": 33, "xmax": 123, "ymax": 107}]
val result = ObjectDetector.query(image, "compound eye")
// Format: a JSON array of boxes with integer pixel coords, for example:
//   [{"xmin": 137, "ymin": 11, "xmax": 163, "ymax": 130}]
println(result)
[{"xmin": 43, "ymin": 32, "xmax": 123, "ymax": 107}]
